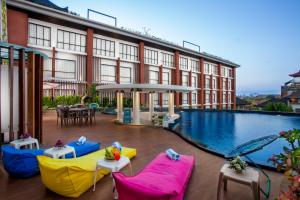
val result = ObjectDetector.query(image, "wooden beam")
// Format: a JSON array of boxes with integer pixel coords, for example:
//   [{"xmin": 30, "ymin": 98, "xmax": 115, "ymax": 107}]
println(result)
[
  {"xmin": 34, "ymin": 54, "xmax": 43, "ymax": 143},
  {"xmin": 18, "ymin": 49, "xmax": 25, "ymax": 137},
  {"xmin": 0, "ymin": 56, "xmax": 2, "ymax": 135},
  {"xmin": 27, "ymin": 52, "xmax": 35, "ymax": 138},
  {"xmin": 8, "ymin": 46, "xmax": 14, "ymax": 141}
]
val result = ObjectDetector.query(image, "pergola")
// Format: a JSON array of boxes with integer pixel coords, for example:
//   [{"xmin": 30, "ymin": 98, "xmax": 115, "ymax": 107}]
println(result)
[{"xmin": 96, "ymin": 84, "xmax": 195, "ymax": 125}]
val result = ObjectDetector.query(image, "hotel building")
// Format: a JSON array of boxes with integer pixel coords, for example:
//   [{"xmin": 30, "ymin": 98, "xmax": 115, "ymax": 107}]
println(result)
[{"xmin": 6, "ymin": 0, "xmax": 240, "ymax": 110}]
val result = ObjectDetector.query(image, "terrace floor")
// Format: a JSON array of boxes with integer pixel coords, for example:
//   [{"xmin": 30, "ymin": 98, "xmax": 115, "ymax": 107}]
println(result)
[{"xmin": 0, "ymin": 111, "xmax": 283, "ymax": 200}]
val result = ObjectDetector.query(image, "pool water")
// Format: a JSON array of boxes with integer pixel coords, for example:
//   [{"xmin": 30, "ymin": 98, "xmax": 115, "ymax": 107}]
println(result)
[{"xmin": 171, "ymin": 110, "xmax": 300, "ymax": 168}]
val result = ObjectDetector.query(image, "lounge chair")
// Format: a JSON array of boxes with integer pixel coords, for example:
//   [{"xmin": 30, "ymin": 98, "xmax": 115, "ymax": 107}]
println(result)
[
  {"xmin": 37, "ymin": 147, "xmax": 136, "ymax": 198},
  {"xmin": 1, "ymin": 145, "xmax": 44, "ymax": 178},
  {"xmin": 112, "ymin": 153, "xmax": 195, "ymax": 200},
  {"xmin": 65, "ymin": 140, "xmax": 100, "ymax": 158}
]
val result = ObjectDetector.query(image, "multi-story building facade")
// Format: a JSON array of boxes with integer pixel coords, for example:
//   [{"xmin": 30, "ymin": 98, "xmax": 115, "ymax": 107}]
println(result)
[
  {"xmin": 281, "ymin": 70, "xmax": 300, "ymax": 112},
  {"xmin": 6, "ymin": 0, "xmax": 239, "ymax": 110}
]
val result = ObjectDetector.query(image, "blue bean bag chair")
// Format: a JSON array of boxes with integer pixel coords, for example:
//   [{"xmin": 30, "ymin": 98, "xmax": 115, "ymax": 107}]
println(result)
[
  {"xmin": 1, "ymin": 145, "xmax": 44, "ymax": 178},
  {"xmin": 66, "ymin": 140, "xmax": 100, "ymax": 158}
]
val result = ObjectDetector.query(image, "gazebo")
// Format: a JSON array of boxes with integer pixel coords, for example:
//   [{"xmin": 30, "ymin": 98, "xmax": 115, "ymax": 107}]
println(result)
[{"xmin": 96, "ymin": 84, "xmax": 195, "ymax": 125}]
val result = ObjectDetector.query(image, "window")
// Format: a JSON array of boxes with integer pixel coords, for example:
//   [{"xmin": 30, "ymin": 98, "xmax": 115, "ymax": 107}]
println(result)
[
  {"xmin": 162, "ymin": 53, "xmax": 174, "ymax": 67},
  {"xmin": 145, "ymin": 48, "xmax": 158, "ymax": 65},
  {"xmin": 205, "ymin": 92, "xmax": 210, "ymax": 104},
  {"xmin": 55, "ymin": 59, "xmax": 76, "ymax": 79},
  {"xmin": 221, "ymin": 67, "xmax": 225, "ymax": 77},
  {"xmin": 213, "ymin": 92, "xmax": 217, "ymax": 103},
  {"xmin": 182, "ymin": 74, "xmax": 188, "ymax": 86},
  {"xmin": 223, "ymin": 92, "xmax": 226, "ymax": 103},
  {"xmin": 43, "ymin": 58, "xmax": 52, "ymax": 78},
  {"xmin": 204, "ymin": 63, "xmax": 210, "ymax": 74},
  {"xmin": 223, "ymin": 80, "xmax": 226, "ymax": 90},
  {"xmin": 119, "ymin": 43, "xmax": 138, "ymax": 61},
  {"xmin": 29, "ymin": 23, "xmax": 51, "ymax": 47},
  {"xmin": 212, "ymin": 65, "xmax": 218, "ymax": 75},
  {"xmin": 192, "ymin": 93, "xmax": 197, "ymax": 104},
  {"xmin": 93, "ymin": 38, "xmax": 115, "ymax": 57},
  {"xmin": 190, "ymin": 60, "xmax": 199, "ymax": 72},
  {"xmin": 153, "ymin": 93, "xmax": 159, "ymax": 106},
  {"xmin": 228, "ymin": 69, "xmax": 233, "ymax": 78},
  {"xmin": 192, "ymin": 76, "xmax": 197, "ymax": 87},
  {"xmin": 205, "ymin": 77, "xmax": 210, "ymax": 88},
  {"xmin": 101, "ymin": 65, "xmax": 116, "ymax": 83},
  {"xmin": 163, "ymin": 72, "xmax": 170, "ymax": 85},
  {"xmin": 57, "ymin": 29, "xmax": 86, "ymax": 52},
  {"xmin": 163, "ymin": 93, "xmax": 169, "ymax": 105},
  {"xmin": 120, "ymin": 67, "xmax": 131, "ymax": 83},
  {"xmin": 228, "ymin": 92, "xmax": 231, "ymax": 103},
  {"xmin": 180, "ymin": 57, "xmax": 188, "ymax": 70},
  {"xmin": 182, "ymin": 93, "xmax": 188, "ymax": 104},
  {"xmin": 228, "ymin": 80, "xmax": 232, "ymax": 90},
  {"xmin": 212, "ymin": 78, "xmax": 217, "ymax": 89},
  {"xmin": 149, "ymin": 71, "xmax": 159, "ymax": 84}
]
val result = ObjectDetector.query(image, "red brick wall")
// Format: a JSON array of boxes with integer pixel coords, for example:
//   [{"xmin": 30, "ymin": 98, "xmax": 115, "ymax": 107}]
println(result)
[
  {"xmin": 159, "ymin": 65, "xmax": 163, "ymax": 107},
  {"xmin": 218, "ymin": 63, "xmax": 222, "ymax": 110},
  {"xmin": 86, "ymin": 28, "xmax": 94, "ymax": 84},
  {"xmin": 116, "ymin": 58, "xmax": 120, "ymax": 84},
  {"xmin": 199, "ymin": 58, "xmax": 204, "ymax": 108},
  {"xmin": 188, "ymin": 71, "xmax": 192, "ymax": 106},
  {"xmin": 232, "ymin": 68, "xmax": 236, "ymax": 109},
  {"xmin": 174, "ymin": 51, "xmax": 180, "ymax": 107},
  {"xmin": 7, "ymin": 8, "xmax": 28, "ymax": 46}
]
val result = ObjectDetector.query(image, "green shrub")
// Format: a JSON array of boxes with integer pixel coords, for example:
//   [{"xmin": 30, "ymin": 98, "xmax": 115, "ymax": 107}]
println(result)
[
  {"xmin": 263, "ymin": 102, "xmax": 293, "ymax": 112},
  {"xmin": 102, "ymin": 97, "xmax": 109, "ymax": 107},
  {"xmin": 123, "ymin": 97, "xmax": 132, "ymax": 108}
]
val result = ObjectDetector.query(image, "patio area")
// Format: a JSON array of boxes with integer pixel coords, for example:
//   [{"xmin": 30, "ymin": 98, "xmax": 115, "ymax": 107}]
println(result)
[{"xmin": 0, "ymin": 111, "xmax": 282, "ymax": 200}]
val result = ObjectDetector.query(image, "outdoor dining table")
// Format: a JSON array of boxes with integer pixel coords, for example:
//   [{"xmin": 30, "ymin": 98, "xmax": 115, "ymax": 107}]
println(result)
[{"xmin": 59, "ymin": 107, "xmax": 95, "ymax": 125}]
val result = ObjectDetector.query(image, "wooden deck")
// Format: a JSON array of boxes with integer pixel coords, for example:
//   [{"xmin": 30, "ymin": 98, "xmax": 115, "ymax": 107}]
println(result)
[{"xmin": 0, "ymin": 111, "xmax": 283, "ymax": 200}]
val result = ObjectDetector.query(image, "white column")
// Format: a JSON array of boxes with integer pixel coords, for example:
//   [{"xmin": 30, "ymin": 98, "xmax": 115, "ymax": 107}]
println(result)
[
  {"xmin": 119, "ymin": 92, "xmax": 123, "ymax": 122},
  {"xmin": 132, "ymin": 91, "xmax": 140, "ymax": 125},
  {"xmin": 168, "ymin": 92, "xmax": 174, "ymax": 116},
  {"xmin": 148, "ymin": 93, "xmax": 154, "ymax": 121},
  {"xmin": 116, "ymin": 92, "xmax": 121, "ymax": 121}
]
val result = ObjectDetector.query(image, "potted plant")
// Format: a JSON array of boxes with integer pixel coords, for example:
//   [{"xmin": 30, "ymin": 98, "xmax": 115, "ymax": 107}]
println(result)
[
  {"xmin": 54, "ymin": 139, "xmax": 65, "ymax": 150},
  {"xmin": 228, "ymin": 156, "xmax": 248, "ymax": 173},
  {"xmin": 269, "ymin": 129, "xmax": 300, "ymax": 199},
  {"xmin": 20, "ymin": 133, "xmax": 31, "ymax": 140}
]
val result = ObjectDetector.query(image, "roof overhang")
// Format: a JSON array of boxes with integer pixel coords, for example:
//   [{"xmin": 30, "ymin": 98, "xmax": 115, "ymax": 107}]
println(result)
[
  {"xmin": 7, "ymin": 0, "xmax": 240, "ymax": 68},
  {"xmin": 96, "ymin": 84, "xmax": 195, "ymax": 93}
]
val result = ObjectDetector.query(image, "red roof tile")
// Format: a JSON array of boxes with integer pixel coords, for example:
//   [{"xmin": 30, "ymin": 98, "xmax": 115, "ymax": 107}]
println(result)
[{"xmin": 289, "ymin": 70, "xmax": 300, "ymax": 77}]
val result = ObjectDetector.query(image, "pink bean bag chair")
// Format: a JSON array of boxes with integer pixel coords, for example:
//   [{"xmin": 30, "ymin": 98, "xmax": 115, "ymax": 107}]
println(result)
[{"xmin": 112, "ymin": 153, "xmax": 195, "ymax": 200}]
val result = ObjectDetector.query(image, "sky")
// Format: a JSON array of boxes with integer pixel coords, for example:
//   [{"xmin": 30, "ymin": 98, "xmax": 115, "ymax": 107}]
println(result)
[{"xmin": 52, "ymin": 0, "xmax": 300, "ymax": 95}]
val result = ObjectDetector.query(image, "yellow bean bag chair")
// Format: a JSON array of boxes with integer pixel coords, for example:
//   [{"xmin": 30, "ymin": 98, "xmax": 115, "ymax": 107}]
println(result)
[{"xmin": 37, "ymin": 147, "xmax": 136, "ymax": 198}]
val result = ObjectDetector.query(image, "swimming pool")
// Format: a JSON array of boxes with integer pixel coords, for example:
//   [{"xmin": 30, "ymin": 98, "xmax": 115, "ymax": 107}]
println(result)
[{"xmin": 170, "ymin": 110, "xmax": 300, "ymax": 168}]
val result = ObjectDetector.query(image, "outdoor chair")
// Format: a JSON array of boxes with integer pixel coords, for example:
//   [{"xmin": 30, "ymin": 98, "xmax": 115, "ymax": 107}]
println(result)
[
  {"xmin": 1, "ymin": 145, "xmax": 44, "ymax": 178},
  {"xmin": 89, "ymin": 109, "xmax": 96, "ymax": 123},
  {"xmin": 56, "ymin": 105, "xmax": 64, "ymax": 125},
  {"xmin": 78, "ymin": 109, "xmax": 89, "ymax": 124},
  {"xmin": 66, "ymin": 140, "xmax": 100, "ymax": 158},
  {"xmin": 113, "ymin": 153, "xmax": 195, "ymax": 200},
  {"xmin": 37, "ymin": 146, "xmax": 137, "ymax": 198},
  {"xmin": 89, "ymin": 103, "xmax": 100, "ymax": 111}
]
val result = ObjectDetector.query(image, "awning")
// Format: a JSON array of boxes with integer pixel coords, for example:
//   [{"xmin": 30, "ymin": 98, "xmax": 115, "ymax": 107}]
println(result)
[
  {"xmin": 96, "ymin": 83, "xmax": 196, "ymax": 93},
  {"xmin": 43, "ymin": 82, "xmax": 60, "ymax": 90}
]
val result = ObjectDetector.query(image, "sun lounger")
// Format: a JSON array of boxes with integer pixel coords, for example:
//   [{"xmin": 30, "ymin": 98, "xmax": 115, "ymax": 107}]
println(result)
[
  {"xmin": 37, "ymin": 146, "xmax": 136, "ymax": 197},
  {"xmin": 112, "ymin": 152, "xmax": 195, "ymax": 200}
]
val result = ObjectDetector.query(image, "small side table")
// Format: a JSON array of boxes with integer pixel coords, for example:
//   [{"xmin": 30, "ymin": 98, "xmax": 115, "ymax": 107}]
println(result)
[
  {"xmin": 10, "ymin": 138, "xmax": 40, "ymax": 149},
  {"xmin": 217, "ymin": 163, "xmax": 260, "ymax": 200},
  {"xmin": 44, "ymin": 146, "xmax": 76, "ymax": 159},
  {"xmin": 93, "ymin": 156, "xmax": 132, "ymax": 199}
]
